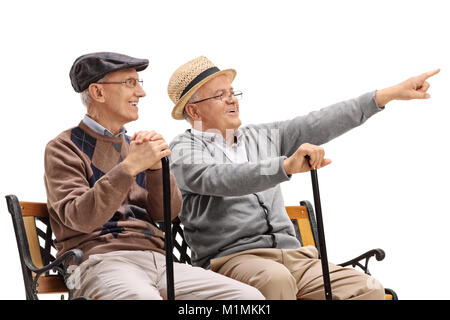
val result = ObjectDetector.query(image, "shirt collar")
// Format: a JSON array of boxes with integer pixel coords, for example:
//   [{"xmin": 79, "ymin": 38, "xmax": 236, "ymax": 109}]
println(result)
[
  {"xmin": 191, "ymin": 128, "xmax": 243, "ymax": 145},
  {"xmin": 82, "ymin": 115, "xmax": 127, "ymax": 137}
]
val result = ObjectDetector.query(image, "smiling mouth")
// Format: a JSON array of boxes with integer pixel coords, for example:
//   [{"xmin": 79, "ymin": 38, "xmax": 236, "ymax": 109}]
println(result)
[
  {"xmin": 129, "ymin": 101, "xmax": 138, "ymax": 107},
  {"xmin": 226, "ymin": 104, "xmax": 238, "ymax": 114}
]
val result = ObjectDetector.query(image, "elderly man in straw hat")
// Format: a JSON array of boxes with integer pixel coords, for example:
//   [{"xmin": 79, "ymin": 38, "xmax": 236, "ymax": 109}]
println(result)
[
  {"xmin": 164, "ymin": 56, "xmax": 439, "ymax": 300},
  {"xmin": 43, "ymin": 52, "xmax": 265, "ymax": 300}
]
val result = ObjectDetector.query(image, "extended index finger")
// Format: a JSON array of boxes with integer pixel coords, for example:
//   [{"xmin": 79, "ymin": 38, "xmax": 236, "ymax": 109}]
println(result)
[{"xmin": 418, "ymin": 68, "xmax": 440, "ymax": 81}]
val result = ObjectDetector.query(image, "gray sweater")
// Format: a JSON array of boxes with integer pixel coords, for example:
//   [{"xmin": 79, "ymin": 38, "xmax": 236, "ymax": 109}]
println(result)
[{"xmin": 169, "ymin": 91, "xmax": 382, "ymax": 268}]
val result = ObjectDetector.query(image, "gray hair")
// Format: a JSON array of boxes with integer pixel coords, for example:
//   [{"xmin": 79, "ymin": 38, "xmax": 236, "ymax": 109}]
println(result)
[
  {"xmin": 80, "ymin": 88, "xmax": 92, "ymax": 107},
  {"xmin": 80, "ymin": 75, "xmax": 107, "ymax": 107}
]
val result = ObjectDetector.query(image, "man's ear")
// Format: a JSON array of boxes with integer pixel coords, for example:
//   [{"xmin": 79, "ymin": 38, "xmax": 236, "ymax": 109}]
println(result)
[
  {"xmin": 185, "ymin": 104, "xmax": 201, "ymax": 120},
  {"xmin": 89, "ymin": 83, "xmax": 106, "ymax": 103}
]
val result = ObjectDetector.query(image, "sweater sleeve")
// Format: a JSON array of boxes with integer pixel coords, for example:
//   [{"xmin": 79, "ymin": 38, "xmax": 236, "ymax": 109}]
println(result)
[
  {"xmin": 169, "ymin": 137, "xmax": 291, "ymax": 197},
  {"xmin": 44, "ymin": 138, "xmax": 135, "ymax": 233},
  {"xmin": 265, "ymin": 91, "xmax": 383, "ymax": 157}
]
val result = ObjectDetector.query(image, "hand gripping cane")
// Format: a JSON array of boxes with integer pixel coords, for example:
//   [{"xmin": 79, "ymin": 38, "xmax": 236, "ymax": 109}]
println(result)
[
  {"xmin": 161, "ymin": 157, "xmax": 175, "ymax": 300},
  {"xmin": 305, "ymin": 155, "xmax": 332, "ymax": 300}
]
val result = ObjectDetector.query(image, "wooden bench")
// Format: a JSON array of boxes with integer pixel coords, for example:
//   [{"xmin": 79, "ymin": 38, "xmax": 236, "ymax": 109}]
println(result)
[{"xmin": 5, "ymin": 195, "xmax": 397, "ymax": 300}]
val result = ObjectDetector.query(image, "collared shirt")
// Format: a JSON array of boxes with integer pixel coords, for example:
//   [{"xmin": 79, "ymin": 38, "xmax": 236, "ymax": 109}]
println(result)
[
  {"xmin": 190, "ymin": 128, "xmax": 248, "ymax": 164},
  {"xmin": 82, "ymin": 115, "xmax": 127, "ymax": 137}
]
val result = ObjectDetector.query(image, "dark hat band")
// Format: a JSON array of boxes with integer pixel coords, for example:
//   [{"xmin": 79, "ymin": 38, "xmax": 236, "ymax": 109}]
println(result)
[{"xmin": 179, "ymin": 67, "xmax": 220, "ymax": 99}]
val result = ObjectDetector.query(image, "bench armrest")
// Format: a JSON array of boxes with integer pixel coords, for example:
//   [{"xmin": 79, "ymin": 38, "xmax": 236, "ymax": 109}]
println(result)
[{"xmin": 337, "ymin": 248, "xmax": 385, "ymax": 275}]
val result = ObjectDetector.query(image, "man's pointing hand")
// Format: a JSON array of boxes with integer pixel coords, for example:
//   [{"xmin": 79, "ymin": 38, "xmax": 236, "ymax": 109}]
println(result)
[{"xmin": 375, "ymin": 68, "xmax": 440, "ymax": 107}]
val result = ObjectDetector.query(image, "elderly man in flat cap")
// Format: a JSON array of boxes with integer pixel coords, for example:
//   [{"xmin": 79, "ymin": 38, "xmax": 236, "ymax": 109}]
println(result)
[
  {"xmin": 164, "ymin": 56, "xmax": 439, "ymax": 300},
  {"xmin": 43, "ymin": 52, "xmax": 265, "ymax": 300}
]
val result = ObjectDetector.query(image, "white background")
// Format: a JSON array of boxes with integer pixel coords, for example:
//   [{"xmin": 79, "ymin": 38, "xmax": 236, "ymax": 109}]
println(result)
[{"xmin": 1, "ymin": 0, "xmax": 449, "ymax": 300}]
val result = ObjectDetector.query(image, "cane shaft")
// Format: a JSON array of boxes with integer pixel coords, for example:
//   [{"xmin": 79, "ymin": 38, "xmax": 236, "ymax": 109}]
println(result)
[
  {"xmin": 310, "ymin": 169, "xmax": 332, "ymax": 300},
  {"xmin": 162, "ymin": 157, "xmax": 175, "ymax": 300},
  {"xmin": 304, "ymin": 155, "xmax": 332, "ymax": 300}
]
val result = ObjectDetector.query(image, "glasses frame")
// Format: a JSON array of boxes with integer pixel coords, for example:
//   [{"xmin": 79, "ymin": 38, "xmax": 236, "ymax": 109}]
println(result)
[
  {"xmin": 96, "ymin": 78, "xmax": 143, "ymax": 88},
  {"xmin": 189, "ymin": 90, "xmax": 243, "ymax": 104}
]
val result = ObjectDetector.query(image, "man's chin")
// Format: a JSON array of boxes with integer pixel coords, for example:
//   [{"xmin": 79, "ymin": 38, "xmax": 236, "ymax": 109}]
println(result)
[
  {"xmin": 130, "ymin": 113, "xmax": 139, "ymax": 121},
  {"xmin": 233, "ymin": 119, "xmax": 242, "ymax": 130}
]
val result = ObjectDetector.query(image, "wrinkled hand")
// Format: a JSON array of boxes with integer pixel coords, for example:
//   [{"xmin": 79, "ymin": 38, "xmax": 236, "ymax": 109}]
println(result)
[
  {"xmin": 131, "ymin": 130, "xmax": 164, "ymax": 145},
  {"xmin": 375, "ymin": 69, "xmax": 440, "ymax": 107},
  {"xmin": 122, "ymin": 131, "xmax": 170, "ymax": 176},
  {"xmin": 283, "ymin": 143, "xmax": 332, "ymax": 175}
]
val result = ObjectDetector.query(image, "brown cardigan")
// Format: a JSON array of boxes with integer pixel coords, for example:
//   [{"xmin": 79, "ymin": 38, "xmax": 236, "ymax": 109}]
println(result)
[{"xmin": 44, "ymin": 121, "xmax": 181, "ymax": 262}]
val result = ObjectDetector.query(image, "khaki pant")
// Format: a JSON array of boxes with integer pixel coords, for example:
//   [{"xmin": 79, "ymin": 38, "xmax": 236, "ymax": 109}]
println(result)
[
  {"xmin": 68, "ymin": 250, "xmax": 265, "ymax": 300},
  {"xmin": 211, "ymin": 246, "xmax": 385, "ymax": 300}
]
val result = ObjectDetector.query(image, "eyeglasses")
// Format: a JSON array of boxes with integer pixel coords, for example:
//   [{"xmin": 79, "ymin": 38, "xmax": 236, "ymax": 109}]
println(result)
[
  {"xmin": 189, "ymin": 90, "xmax": 243, "ymax": 104},
  {"xmin": 97, "ymin": 78, "xmax": 143, "ymax": 88}
]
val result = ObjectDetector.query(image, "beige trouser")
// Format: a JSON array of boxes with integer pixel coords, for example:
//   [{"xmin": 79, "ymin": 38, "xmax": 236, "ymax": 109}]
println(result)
[
  {"xmin": 210, "ymin": 246, "xmax": 385, "ymax": 300},
  {"xmin": 68, "ymin": 250, "xmax": 265, "ymax": 300}
]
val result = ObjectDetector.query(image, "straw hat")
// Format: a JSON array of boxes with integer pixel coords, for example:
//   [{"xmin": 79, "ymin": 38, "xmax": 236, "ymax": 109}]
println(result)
[{"xmin": 168, "ymin": 56, "xmax": 236, "ymax": 120}]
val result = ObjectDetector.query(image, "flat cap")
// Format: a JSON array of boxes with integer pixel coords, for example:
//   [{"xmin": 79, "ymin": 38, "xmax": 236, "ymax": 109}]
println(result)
[{"xmin": 69, "ymin": 52, "xmax": 149, "ymax": 92}]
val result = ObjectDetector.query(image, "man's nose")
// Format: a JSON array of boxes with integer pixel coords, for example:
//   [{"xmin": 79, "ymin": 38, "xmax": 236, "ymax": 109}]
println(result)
[
  {"xmin": 224, "ymin": 92, "xmax": 235, "ymax": 103},
  {"xmin": 135, "ymin": 83, "xmax": 146, "ymax": 97}
]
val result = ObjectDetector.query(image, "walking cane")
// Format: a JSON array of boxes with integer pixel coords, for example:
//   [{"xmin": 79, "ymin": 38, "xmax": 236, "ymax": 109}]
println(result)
[
  {"xmin": 161, "ymin": 156, "xmax": 175, "ymax": 300},
  {"xmin": 305, "ymin": 155, "xmax": 332, "ymax": 300}
]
